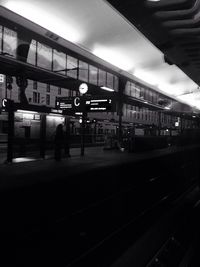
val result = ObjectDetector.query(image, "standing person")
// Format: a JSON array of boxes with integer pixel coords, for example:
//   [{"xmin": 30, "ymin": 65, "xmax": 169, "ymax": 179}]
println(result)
[
  {"xmin": 64, "ymin": 127, "xmax": 71, "ymax": 158},
  {"xmin": 54, "ymin": 124, "xmax": 64, "ymax": 161}
]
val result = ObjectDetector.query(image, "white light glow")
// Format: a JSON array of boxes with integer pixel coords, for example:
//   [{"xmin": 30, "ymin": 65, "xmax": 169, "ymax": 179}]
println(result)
[
  {"xmin": 93, "ymin": 47, "xmax": 133, "ymax": 71},
  {"xmin": 17, "ymin": 110, "xmax": 38, "ymax": 114},
  {"xmin": 134, "ymin": 69, "xmax": 159, "ymax": 87},
  {"xmin": 4, "ymin": 1, "xmax": 81, "ymax": 43},
  {"xmin": 100, "ymin": 86, "xmax": 115, "ymax": 92}
]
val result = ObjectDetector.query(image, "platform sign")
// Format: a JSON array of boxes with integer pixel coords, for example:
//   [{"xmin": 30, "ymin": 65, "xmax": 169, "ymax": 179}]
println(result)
[
  {"xmin": 56, "ymin": 96, "xmax": 83, "ymax": 113},
  {"xmin": 85, "ymin": 97, "xmax": 115, "ymax": 112},
  {"xmin": 56, "ymin": 96, "xmax": 115, "ymax": 114}
]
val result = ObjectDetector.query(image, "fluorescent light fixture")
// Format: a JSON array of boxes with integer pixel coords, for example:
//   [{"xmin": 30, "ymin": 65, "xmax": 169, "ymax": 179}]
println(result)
[
  {"xmin": 164, "ymin": 107, "xmax": 170, "ymax": 110},
  {"xmin": 100, "ymin": 86, "xmax": 114, "ymax": 92},
  {"xmin": 17, "ymin": 110, "xmax": 38, "ymax": 114},
  {"xmin": 47, "ymin": 113, "xmax": 63, "ymax": 117}
]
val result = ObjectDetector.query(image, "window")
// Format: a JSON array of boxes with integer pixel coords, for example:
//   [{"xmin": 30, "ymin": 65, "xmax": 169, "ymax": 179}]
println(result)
[
  {"xmin": 135, "ymin": 84, "xmax": 140, "ymax": 98},
  {"xmin": 33, "ymin": 81, "xmax": 37, "ymax": 90},
  {"xmin": 58, "ymin": 87, "xmax": 62, "ymax": 95},
  {"xmin": 114, "ymin": 76, "xmax": 119, "ymax": 91},
  {"xmin": 46, "ymin": 94, "xmax": 50, "ymax": 106},
  {"xmin": 140, "ymin": 87, "xmax": 144, "ymax": 99},
  {"xmin": 79, "ymin": 61, "xmax": 88, "ymax": 82},
  {"xmin": 53, "ymin": 49, "xmax": 66, "ymax": 75},
  {"xmin": 37, "ymin": 42, "xmax": 52, "ymax": 70},
  {"xmin": 3, "ymin": 27, "xmax": 17, "ymax": 57},
  {"xmin": 0, "ymin": 26, "xmax": 2, "ymax": 52},
  {"xmin": 67, "ymin": 56, "xmax": 78, "ymax": 79},
  {"xmin": 33, "ymin": 92, "xmax": 40, "ymax": 103},
  {"xmin": 125, "ymin": 81, "xmax": 130, "ymax": 96},
  {"xmin": 98, "ymin": 69, "xmax": 106, "ymax": 87},
  {"xmin": 107, "ymin": 73, "xmax": 114, "ymax": 89},
  {"xmin": 89, "ymin": 65, "xmax": 98, "ymax": 85},
  {"xmin": 46, "ymin": 84, "xmax": 50, "ymax": 92},
  {"xmin": 27, "ymin": 39, "xmax": 37, "ymax": 65}
]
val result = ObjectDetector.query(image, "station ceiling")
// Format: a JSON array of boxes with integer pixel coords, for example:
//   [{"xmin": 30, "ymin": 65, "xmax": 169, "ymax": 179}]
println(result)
[{"xmin": 0, "ymin": 0, "xmax": 200, "ymax": 110}]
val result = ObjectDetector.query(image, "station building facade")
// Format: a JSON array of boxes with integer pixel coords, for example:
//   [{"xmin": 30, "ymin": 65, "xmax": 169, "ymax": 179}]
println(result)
[{"xmin": 0, "ymin": 6, "xmax": 198, "ymax": 145}]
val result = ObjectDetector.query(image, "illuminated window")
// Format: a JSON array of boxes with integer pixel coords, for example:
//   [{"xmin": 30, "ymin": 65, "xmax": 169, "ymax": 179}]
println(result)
[
  {"xmin": 79, "ymin": 61, "xmax": 88, "ymax": 82},
  {"xmin": 89, "ymin": 65, "xmax": 98, "ymax": 85},
  {"xmin": 3, "ymin": 27, "xmax": 17, "ymax": 57},
  {"xmin": 67, "ymin": 56, "xmax": 78, "ymax": 79}
]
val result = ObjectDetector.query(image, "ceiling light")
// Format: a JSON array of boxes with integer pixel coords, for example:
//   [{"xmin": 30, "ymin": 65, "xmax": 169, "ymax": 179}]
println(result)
[
  {"xmin": 100, "ymin": 86, "xmax": 115, "ymax": 92},
  {"xmin": 17, "ymin": 110, "xmax": 38, "ymax": 114}
]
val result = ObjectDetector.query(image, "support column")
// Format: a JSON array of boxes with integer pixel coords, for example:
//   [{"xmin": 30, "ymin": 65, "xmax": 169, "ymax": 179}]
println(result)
[
  {"xmin": 81, "ymin": 111, "xmax": 86, "ymax": 156},
  {"xmin": 118, "ymin": 77, "xmax": 127, "ymax": 145},
  {"xmin": 158, "ymin": 111, "xmax": 162, "ymax": 136},
  {"xmin": 7, "ymin": 100, "xmax": 14, "ymax": 163},
  {"xmin": 64, "ymin": 116, "xmax": 71, "ymax": 156},
  {"xmin": 40, "ymin": 114, "xmax": 46, "ymax": 159}
]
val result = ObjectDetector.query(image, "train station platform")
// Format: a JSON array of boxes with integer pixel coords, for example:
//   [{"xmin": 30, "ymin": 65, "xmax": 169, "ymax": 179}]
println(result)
[{"xmin": 0, "ymin": 144, "xmax": 198, "ymax": 190}]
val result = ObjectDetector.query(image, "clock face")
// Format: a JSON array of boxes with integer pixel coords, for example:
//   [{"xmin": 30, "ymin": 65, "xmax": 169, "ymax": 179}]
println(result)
[{"xmin": 79, "ymin": 83, "xmax": 88, "ymax": 94}]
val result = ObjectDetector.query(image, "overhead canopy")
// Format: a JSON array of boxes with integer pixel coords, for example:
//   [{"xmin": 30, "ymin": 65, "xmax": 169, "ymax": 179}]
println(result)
[{"xmin": 1, "ymin": 0, "xmax": 200, "ymax": 109}]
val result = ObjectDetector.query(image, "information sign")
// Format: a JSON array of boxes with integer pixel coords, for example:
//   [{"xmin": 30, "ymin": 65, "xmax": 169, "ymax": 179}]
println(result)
[{"xmin": 85, "ymin": 97, "xmax": 115, "ymax": 112}]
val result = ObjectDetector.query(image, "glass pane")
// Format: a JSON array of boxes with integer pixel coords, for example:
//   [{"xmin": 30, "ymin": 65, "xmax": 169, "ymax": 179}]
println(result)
[
  {"xmin": 79, "ymin": 61, "xmax": 88, "ymax": 82},
  {"xmin": 67, "ymin": 55, "xmax": 78, "ymax": 79},
  {"xmin": 89, "ymin": 65, "xmax": 98, "ymax": 85},
  {"xmin": 98, "ymin": 69, "xmax": 106, "ymax": 87},
  {"xmin": 0, "ymin": 26, "xmax": 2, "ymax": 52},
  {"xmin": 27, "ymin": 39, "xmax": 36, "ymax": 65},
  {"xmin": 3, "ymin": 27, "xmax": 17, "ymax": 57},
  {"xmin": 135, "ymin": 84, "xmax": 140, "ymax": 98},
  {"xmin": 37, "ymin": 42, "xmax": 52, "ymax": 70},
  {"xmin": 130, "ymin": 83, "xmax": 135, "ymax": 97},
  {"xmin": 125, "ymin": 81, "xmax": 130, "ymax": 95},
  {"xmin": 53, "ymin": 49, "xmax": 66, "ymax": 75},
  {"xmin": 114, "ymin": 76, "xmax": 119, "ymax": 91},
  {"xmin": 107, "ymin": 72, "xmax": 113, "ymax": 89}
]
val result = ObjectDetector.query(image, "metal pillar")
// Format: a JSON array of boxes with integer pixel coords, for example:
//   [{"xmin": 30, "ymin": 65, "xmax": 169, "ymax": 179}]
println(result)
[
  {"xmin": 40, "ymin": 114, "xmax": 46, "ymax": 159},
  {"xmin": 118, "ymin": 77, "xmax": 127, "ymax": 145},
  {"xmin": 7, "ymin": 101, "xmax": 14, "ymax": 163},
  {"xmin": 81, "ymin": 111, "xmax": 86, "ymax": 156}
]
